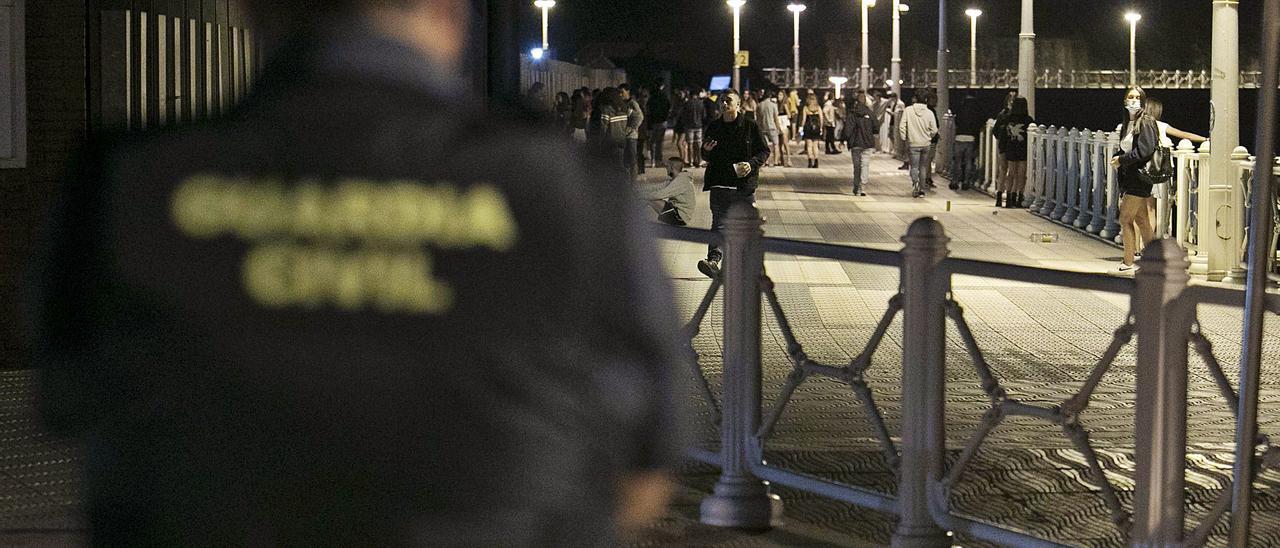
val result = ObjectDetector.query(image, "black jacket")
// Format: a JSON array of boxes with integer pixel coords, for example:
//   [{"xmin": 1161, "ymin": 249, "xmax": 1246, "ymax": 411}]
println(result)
[
  {"xmin": 647, "ymin": 89, "xmax": 671, "ymax": 126},
  {"xmin": 30, "ymin": 24, "xmax": 685, "ymax": 547},
  {"xmin": 702, "ymin": 115, "xmax": 771, "ymax": 192},
  {"xmin": 1115, "ymin": 114, "xmax": 1159, "ymax": 196},
  {"xmin": 1000, "ymin": 114, "xmax": 1035, "ymax": 162},
  {"xmin": 841, "ymin": 101, "xmax": 877, "ymax": 150},
  {"xmin": 677, "ymin": 97, "xmax": 706, "ymax": 129},
  {"xmin": 955, "ymin": 99, "xmax": 986, "ymax": 137}
]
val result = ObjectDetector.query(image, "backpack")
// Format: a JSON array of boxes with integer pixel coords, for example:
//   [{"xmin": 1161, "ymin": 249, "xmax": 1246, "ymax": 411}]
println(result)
[{"xmin": 1139, "ymin": 145, "xmax": 1174, "ymax": 187}]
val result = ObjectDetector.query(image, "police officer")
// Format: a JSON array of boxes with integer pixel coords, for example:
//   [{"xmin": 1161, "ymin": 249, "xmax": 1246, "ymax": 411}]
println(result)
[
  {"xmin": 697, "ymin": 90, "xmax": 771, "ymax": 278},
  {"xmin": 29, "ymin": 1, "xmax": 685, "ymax": 545}
]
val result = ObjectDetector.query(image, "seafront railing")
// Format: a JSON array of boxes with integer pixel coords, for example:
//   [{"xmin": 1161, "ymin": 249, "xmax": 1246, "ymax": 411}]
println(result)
[
  {"xmin": 654, "ymin": 205, "xmax": 1279, "ymax": 546},
  {"xmin": 761, "ymin": 67, "xmax": 1278, "ymax": 91},
  {"xmin": 973, "ymin": 121, "xmax": 1280, "ymax": 280}
]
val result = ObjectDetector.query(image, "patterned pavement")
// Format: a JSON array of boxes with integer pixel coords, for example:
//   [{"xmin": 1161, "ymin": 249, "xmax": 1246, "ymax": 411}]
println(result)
[{"xmin": 632, "ymin": 149, "xmax": 1280, "ymax": 547}]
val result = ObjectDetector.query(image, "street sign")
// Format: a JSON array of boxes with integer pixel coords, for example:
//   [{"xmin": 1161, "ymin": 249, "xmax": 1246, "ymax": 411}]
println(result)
[{"xmin": 735, "ymin": 51, "xmax": 750, "ymax": 68}]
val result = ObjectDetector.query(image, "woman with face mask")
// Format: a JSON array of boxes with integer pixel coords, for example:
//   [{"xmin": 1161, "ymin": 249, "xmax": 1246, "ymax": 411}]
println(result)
[{"xmin": 1110, "ymin": 87, "xmax": 1160, "ymax": 272}]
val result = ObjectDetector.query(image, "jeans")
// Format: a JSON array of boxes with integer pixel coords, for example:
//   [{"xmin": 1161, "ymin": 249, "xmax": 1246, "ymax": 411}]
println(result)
[
  {"xmin": 951, "ymin": 140, "xmax": 976, "ymax": 188},
  {"xmin": 623, "ymin": 139, "xmax": 638, "ymax": 181},
  {"xmin": 649, "ymin": 124, "xmax": 667, "ymax": 165},
  {"xmin": 908, "ymin": 146, "xmax": 930, "ymax": 194},
  {"xmin": 850, "ymin": 147, "xmax": 871, "ymax": 193},
  {"xmin": 708, "ymin": 187, "xmax": 756, "ymax": 261},
  {"xmin": 924, "ymin": 142, "xmax": 937, "ymax": 183}
]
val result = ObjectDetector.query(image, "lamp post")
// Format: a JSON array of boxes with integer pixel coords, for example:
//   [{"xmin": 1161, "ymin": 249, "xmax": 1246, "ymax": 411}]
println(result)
[
  {"xmin": 1125, "ymin": 11, "xmax": 1141, "ymax": 87},
  {"xmin": 729, "ymin": 0, "xmax": 746, "ymax": 91},
  {"xmin": 892, "ymin": 1, "xmax": 909, "ymax": 94},
  {"xmin": 965, "ymin": 8, "xmax": 981, "ymax": 87},
  {"xmin": 861, "ymin": 0, "xmax": 876, "ymax": 90},
  {"xmin": 788, "ymin": 3, "xmax": 806, "ymax": 87},
  {"xmin": 533, "ymin": 0, "xmax": 555, "ymax": 52},
  {"xmin": 1018, "ymin": 0, "xmax": 1035, "ymax": 115},
  {"xmin": 829, "ymin": 76, "xmax": 849, "ymax": 98}
]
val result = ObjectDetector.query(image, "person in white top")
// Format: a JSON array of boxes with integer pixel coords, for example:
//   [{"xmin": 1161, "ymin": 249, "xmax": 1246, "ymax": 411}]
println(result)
[
  {"xmin": 1142, "ymin": 97, "xmax": 1207, "ymax": 243},
  {"xmin": 899, "ymin": 91, "xmax": 939, "ymax": 198}
]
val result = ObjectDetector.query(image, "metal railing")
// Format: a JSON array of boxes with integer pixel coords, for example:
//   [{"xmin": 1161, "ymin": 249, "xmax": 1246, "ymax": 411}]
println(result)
[
  {"xmin": 761, "ymin": 67, "xmax": 1278, "ymax": 91},
  {"xmin": 655, "ymin": 204, "xmax": 1279, "ymax": 546},
  {"xmin": 972, "ymin": 121, "xmax": 1280, "ymax": 279}
]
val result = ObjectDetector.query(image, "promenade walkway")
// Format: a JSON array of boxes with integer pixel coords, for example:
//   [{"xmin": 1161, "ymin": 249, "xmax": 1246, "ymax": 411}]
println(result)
[
  {"xmin": 0, "ymin": 148, "xmax": 1275, "ymax": 547},
  {"xmin": 633, "ymin": 149, "xmax": 1280, "ymax": 547}
]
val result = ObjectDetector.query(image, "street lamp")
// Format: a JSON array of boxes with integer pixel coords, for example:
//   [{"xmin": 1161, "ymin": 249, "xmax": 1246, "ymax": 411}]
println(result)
[
  {"xmin": 829, "ymin": 75, "xmax": 849, "ymax": 99},
  {"xmin": 892, "ymin": 1, "xmax": 909, "ymax": 94},
  {"xmin": 533, "ymin": 0, "xmax": 555, "ymax": 52},
  {"xmin": 1125, "ymin": 11, "xmax": 1141, "ymax": 87},
  {"xmin": 788, "ymin": 3, "xmax": 806, "ymax": 87},
  {"xmin": 965, "ymin": 8, "xmax": 981, "ymax": 87},
  {"xmin": 861, "ymin": 0, "xmax": 876, "ymax": 90},
  {"xmin": 728, "ymin": 0, "xmax": 746, "ymax": 91}
]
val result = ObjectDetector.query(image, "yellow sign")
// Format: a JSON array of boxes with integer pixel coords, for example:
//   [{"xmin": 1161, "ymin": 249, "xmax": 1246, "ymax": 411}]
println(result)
[
  {"xmin": 735, "ymin": 50, "xmax": 750, "ymax": 68},
  {"xmin": 171, "ymin": 175, "xmax": 521, "ymax": 315}
]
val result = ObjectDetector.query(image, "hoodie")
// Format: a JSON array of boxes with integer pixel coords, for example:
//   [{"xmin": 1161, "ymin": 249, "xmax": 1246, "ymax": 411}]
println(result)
[{"xmin": 898, "ymin": 103, "xmax": 938, "ymax": 148}]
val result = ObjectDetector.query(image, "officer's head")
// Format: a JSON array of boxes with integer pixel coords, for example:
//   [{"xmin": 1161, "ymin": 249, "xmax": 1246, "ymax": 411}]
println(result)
[
  {"xmin": 244, "ymin": 0, "xmax": 470, "ymax": 68},
  {"xmin": 618, "ymin": 84, "xmax": 631, "ymax": 101}
]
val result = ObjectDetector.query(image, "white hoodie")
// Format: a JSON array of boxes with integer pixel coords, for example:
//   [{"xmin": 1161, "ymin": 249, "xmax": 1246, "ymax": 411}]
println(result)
[{"xmin": 898, "ymin": 103, "xmax": 938, "ymax": 147}]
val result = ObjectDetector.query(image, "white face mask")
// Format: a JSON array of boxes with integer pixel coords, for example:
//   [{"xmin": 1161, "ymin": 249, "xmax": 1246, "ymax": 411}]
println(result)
[{"xmin": 1125, "ymin": 99, "xmax": 1142, "ymax": 114}]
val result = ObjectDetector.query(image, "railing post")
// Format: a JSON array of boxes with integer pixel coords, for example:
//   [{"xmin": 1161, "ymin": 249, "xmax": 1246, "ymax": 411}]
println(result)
[
  {"xmin": 1131, "ymin": 239, "xmax": 1193, "ymax": 546},
  {"xmin": 1039, "ymin": 126, "xmax": 1060, "ymax": 216},
  {"xmin": 1062, "ymin": 128, "xmax": 1082, "ymax": 224},
  {"xmin": 699, "ymin": 202, "xmax": 784, "ymax": 529},
  {"xmin": 1174, "ymin": 139, "xmax": 1196, "ymax": 250},
  {"xmin": 1102, "ymin": 131, "xmax": 1124, "ymax": 241},
  {"xmin": 1052, "ymin": 128, "xmax": 1071, "ymax": 220},
  {"xmin": 1029, "ymin": 123, "xmax": 1047, "ymax": 210},
  {"xmin": 892, "ymin": 218, "xmax": 951, "ymax": 548},
  {"xmin": 1087, "ymin": 130, "xmax": 1109, "ymax": 235},
  {"xmin": 1189, "ymin": 141, "xmax": 1214, "ymax": 276},
  {"xmin": 1075, "ymin": 129, "xmax": 1094, "ymax": 228}
]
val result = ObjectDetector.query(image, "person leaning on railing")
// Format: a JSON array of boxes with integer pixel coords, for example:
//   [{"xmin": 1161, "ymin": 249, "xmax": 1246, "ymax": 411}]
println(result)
[
  {"xmin": 1143, "ymin": 97, "xmax": 1207, "ymax": 239},
  {"xmin": 1110, "ymin": 86, "xmax": 1160, "ymax": 272}
]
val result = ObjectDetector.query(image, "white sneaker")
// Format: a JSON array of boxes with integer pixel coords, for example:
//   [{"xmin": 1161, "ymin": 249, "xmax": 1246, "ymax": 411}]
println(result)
[{"xmin": 1118, "ymin": 263, "xmax": 1139, "ymax": 273}]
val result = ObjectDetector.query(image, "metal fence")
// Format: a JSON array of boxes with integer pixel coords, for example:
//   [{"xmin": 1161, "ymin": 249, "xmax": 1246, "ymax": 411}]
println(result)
[
  {"xmin": 761, "ymin": 68, "xmax": 1277, "ymax": 91},
  {"xmin": 519, "ymin": 55, "xmax": 626, "ymax": 109},
  {"xmin": 655, "ymin": 204, "xmax": 1280, "ymax": 546},
  {"xmin": 972, "ymin": 121, "xmax": 1280, "ymax": 279}
]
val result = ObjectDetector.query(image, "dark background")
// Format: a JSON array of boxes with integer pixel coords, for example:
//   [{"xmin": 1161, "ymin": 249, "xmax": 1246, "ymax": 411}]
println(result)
[{"xmin": 530, "ymin": 1, "xmax": 1271, "ymax": 77}]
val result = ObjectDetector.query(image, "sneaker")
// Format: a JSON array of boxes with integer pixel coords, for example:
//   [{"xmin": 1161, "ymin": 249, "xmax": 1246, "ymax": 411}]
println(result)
[
  {"xmin": 698, "ymin": 258, "xmax": 722, "ymax": 279},
  {"xmin": 858, "ymin": 191, "xmax": 867, "ymax": 197},
  {"xmin": 1118, "ymin": 263, "xmax": 1138, "ymax": 273}
]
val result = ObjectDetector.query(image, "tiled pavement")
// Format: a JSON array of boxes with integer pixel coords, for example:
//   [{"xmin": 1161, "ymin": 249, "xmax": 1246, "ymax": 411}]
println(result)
[
  {"xmin": 0, "ymin": 148, "xmax": 1276, "ymax": 546},
  {"xmin": 632, "ymin": 149, "xmax": 1280, "ymax": 547}
]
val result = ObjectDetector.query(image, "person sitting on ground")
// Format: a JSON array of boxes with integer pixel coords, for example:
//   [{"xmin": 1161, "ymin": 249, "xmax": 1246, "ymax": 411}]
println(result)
[{"xmin": 637, "ymin": 157, "xmax": 697, "ymax": 226}]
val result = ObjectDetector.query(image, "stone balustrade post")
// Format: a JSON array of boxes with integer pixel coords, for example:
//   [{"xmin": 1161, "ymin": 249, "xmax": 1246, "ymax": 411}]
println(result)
[
  {"xmin": 892, "ymin": 218, "xmax": 951, "ymax": 548},
  {"xmin": 1131, "ymin": 240, "xmax": 1193, "ymax": 546},
  {"xmin": 699, "ymin": 202, "xmax": 784, "ymax": 530}
]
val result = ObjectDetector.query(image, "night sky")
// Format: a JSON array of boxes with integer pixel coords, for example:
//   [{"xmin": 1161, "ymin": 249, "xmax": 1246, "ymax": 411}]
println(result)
[{"xmin": 526, "ymin": 1, "xmax": 1271, "ymax": 79}]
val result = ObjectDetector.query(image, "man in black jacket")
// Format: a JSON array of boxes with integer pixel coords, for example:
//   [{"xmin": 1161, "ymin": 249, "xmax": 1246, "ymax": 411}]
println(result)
[
  {"xmin": 842, "ymin": 91, "xmax": 877, "ymax": 196},
  {"xmin": 951, "ymin": 93, "xmax": 984, "ymax": 190},
  {"xmin": 697, "ymin": 90, "xmax": 771, "ymax": 278},
  {"xmin": 647, "ymin": 79, "xmax": 672, "ymax": 168},
  {"xmin": 30, "ymin": 1, "xmax": 686, "ymax": 545}
]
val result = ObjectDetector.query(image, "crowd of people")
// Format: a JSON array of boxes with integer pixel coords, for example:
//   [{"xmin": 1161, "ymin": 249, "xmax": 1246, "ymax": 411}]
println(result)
[{"xmin": 536, "ymin": 80, "xmax": 1197, "ymax": 274}]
